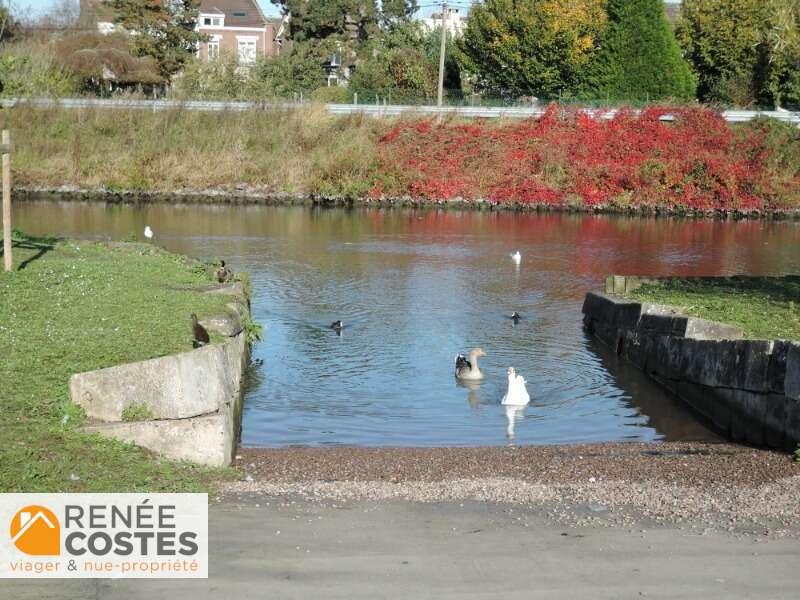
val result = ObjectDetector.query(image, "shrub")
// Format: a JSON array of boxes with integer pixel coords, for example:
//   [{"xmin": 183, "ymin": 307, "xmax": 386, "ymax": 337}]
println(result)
[
  {"xmin": 0, "ymin": 40, "xmax": 78, "ymax": 97},
  {"xmin": 372, "ymin": 106, "xmax": 798, "ymax": 211},
  {"xmin": 310, "ymin": 85, "xmax": 349, "ymax": 103},
  {"xmin": 171, "ymin": 54, "xmax": 245, "ymax": 100}
]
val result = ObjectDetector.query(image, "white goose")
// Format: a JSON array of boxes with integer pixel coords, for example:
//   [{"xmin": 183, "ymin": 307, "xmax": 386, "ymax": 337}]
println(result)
[
  {"xmin": 144, "ymin": 225, "xmax": 154, "ymax": 240},
  {"xmin": 510, "ymin": 250, "xmax": 521, "ymax": 265},
  {"xmin": 501, "ymin": 367, "xmax": 530, "ymax": 406}
]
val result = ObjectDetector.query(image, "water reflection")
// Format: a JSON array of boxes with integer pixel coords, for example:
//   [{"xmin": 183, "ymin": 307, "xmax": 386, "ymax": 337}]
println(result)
[
  {"xmin": 505, "ymin": 405, "xmax": 527, "ymax": 440},
  {"xmin": 456, "ymin": 379, "xmax": 484, "ymax": 409},
  {"xmin": 13, "ymin": 199, "xmax": 800, "ymax": 447}
]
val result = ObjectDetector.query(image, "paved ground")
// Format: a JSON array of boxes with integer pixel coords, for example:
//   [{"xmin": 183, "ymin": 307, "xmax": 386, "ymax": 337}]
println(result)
[
  {"xmin": 5, "ymin": 443, "xmax": 799, "ymax": 597},
  {"xmin": 5, "ymin": 493, "xmax": 799, "ymax": 599}
]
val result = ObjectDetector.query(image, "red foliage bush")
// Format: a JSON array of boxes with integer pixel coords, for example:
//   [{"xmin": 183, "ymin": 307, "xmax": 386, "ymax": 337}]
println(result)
[{"xmin": 372, "ymin": 105, "xmax": 799, "ymax": 211}]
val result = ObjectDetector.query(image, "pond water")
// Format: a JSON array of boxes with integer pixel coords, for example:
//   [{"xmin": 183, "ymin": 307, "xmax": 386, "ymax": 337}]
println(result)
[{"xmin": 14, "ymin": 201, "xmax": 800, "ymax": 447}]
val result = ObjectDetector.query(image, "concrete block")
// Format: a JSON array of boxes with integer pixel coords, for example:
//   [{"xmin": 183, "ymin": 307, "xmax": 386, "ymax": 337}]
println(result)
[
  {"xmin": 785, "ymin": 343, "xmax": 800, "ymax": 400},
  {"xmin": 638, "ymin": 313, "xmax": 688, "ymax": 337},
  {"xmin": 678, "ymin": 339, "xmax": 773, "ymax": 392},
  {"xmin": 683, "ymin": 318, "xmax": 744, "ymax": 341},
  {"xmin": 710, "ymin": 389, "xmax": 732, "ymax": 436},
  {"xmin": 84, "ymin": 413, "xmax": 234, "ymax": 467},
  {"xmin": 70, "ymin": 335, "xmax": 245, "ymax": 421},
  {"xmin": 784, "ymin": 399, "xmax": 800, "ymax": 448},
  {"xmin": 582, "ymin": 292, "xmax": 643, "ymax": 348},
  {"xmin": 613, "ymin": 275, "xmax": 626, "ymax": 294},
  {"xmin": 200, "ymin": 308, "xmax": 243, "ymax": 337},
  {"xmin": 205, "ymin": 281, "xmax": 245, "ymax": 297},
  {"xmin": 676, "ymin": 381, "xmax": 713, "ymax": 422},
  {"xmin": 740, "ymin": 392, "xmax": 767, "ymax": 447},
  {"xmin": 762, "ymin": 393, "xmax": 788, "ymax": 449},
  {"xmin": 767, "ymin": 341, "xmax": 791, "ymax": 395}
]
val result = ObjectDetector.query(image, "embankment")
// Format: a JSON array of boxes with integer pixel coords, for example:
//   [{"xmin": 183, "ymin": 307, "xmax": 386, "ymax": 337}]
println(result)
[
  {"xmin": 582, "ymin": 276, "xmax": 800, "ymax": 450},
  {"xmin": 3, "ymin": 104, "xmax": 799, "ymax": 216},
  {"xmin": 0, "ymin": 236, "xmax": 243, "ymax": 491}
]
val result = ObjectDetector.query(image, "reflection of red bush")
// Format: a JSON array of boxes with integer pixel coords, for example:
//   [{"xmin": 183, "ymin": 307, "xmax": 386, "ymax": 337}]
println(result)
[{"xmin": 374, "ymin": 105, "xmax": 797, "ymax": 211}]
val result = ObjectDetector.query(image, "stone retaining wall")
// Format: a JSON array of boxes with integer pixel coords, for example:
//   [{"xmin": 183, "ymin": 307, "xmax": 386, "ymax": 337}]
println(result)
[
  {"xmin": 70, "ymin": 283, "xmax": 251, "ymax": 466},
  {"xmin": 582, "ymin": 287, "xmax": 800, "ymax": 450}
]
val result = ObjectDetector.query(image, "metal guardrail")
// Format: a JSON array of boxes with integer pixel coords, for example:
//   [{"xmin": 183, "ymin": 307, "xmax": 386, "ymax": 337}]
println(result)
[{"xmin": 2, "ymin": 97, "xmax": 799, "ymax": 124}]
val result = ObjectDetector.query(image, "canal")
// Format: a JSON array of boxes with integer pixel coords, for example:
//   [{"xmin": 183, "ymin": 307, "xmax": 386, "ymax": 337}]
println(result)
[{"xmin": 15, "ymin": 201, "xmax": 800, "ymax": 446}]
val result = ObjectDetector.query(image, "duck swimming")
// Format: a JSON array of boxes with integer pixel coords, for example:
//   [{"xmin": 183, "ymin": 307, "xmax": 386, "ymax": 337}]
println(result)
[
  {"xmin": 510, "ymin": 250, "xmax": 521, "ymax": 265},
  {"xmin": 501, "ymin": 367, "xmax": 530, "ymax": 406},
  {"xmin": 216, "ymin": 260, "xmax": 233, "ymax": 283},
  {"xmin": 510, "ymin": 311, "xmax": 521, "ymax": 324},
  {"xmin": 191, "ymin": 313, "xmax": 210, "ymax": 348},
  {"xmin": 330, "ymin": 320, "xmax": 344, "ymax": 333},
  {"xmin": 454, "ymin": 348, "xmax": 486, "ymax": 380}
]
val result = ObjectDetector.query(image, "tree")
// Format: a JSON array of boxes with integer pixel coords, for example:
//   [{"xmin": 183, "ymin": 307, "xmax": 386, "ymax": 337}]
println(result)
[
  {"xmin": 247, "ymin": 45, "xmax": 326, "ymax": 97},
  {"xmin": 0, "ymin": 1, "xmax": 18, "ymax": 41},
  {"xmin": 272, "ymin": 0, "xmax": 379, "ymax": 42},
  {"xmin": 108, "ymin": 0, "xmax": 204, "ymax": 78},
  {"xmin": 456, "ymin": 0, "xmax": 608, "ymax": 99},
  {"xmin": 381, "ymin": 0, "xmax": 418, "ymax": 28},
  {"xmin": 677, "ymin": 0, "xmax": 800, "ymax": 108},
  {"xmin": 676, "ymin": 0, "xmax": 764, "ymax": 105},
  {"xmin": 760, "ymin": 1, "xmax": 800, "ymax": 108},
  {"xmin": 581, "ymin": 0, "xmax": 696, "ymax": 102},
  {"xmin": 349, "ymin": 21, "xmax": 438, "ymax": 102}
]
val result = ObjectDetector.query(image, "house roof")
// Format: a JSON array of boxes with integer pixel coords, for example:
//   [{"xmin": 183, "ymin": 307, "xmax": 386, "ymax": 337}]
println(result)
[{"xmin": 199, "ymin": 0, "xmax": 267, "ymax": 28}]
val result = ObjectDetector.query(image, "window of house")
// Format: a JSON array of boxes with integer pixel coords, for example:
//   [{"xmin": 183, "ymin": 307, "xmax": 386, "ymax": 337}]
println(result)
[
  {"xmin": 201, "ymin": 15, "xmax": 222, "ymax": 26},
  {"xmin": 237, "ymin": 37, "xmax": 257, "ymax": 64},
  {"xmin": 232, "ymin": 11, "xmax": 246, "ymax": 16},
  {"xmin": 208, "ymin": 37, "xmax": 220, "ymax": 59}
]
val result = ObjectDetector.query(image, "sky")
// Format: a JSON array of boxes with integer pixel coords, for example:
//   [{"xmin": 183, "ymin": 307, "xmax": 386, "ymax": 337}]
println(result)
[{"xmin": 15, "ymin": 0, "xmax": 682, "ymax": 21}]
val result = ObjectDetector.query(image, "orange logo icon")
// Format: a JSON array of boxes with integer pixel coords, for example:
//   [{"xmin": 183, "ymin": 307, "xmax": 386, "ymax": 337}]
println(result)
[{"xmin": 10, "ymin": 505, "xmax": 60, "ymax": 556}]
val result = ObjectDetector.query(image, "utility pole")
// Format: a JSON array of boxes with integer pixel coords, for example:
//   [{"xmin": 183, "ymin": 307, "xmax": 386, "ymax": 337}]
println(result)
[{"xmin": 436, "ymin": 1, "xmax": 448, "ymax": 107}]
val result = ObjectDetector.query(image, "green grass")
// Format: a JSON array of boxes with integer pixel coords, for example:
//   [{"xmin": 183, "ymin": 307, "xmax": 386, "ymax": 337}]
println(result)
[
  {"xmin": 0, "ymin": 233, "xmax": 237, "ymax": 492},
  {"xmin": 625, "ymin": 277, "xmax": 800, "ymax": 341},
  {"xmin": 121, "ymin": 403, "xmax": 154, "ymax": 422}
]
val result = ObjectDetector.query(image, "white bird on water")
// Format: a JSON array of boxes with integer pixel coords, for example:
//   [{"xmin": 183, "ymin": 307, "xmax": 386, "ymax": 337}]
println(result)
[
  {"xmin": 510, "ymin": 250, "xmax": 521, "ymax": 265},
  {"xmin": 501, "ymin": 367, "xmax": 530, "ymax": 406},
  {"xmin": 144, "ymin": 226, "xmax": 154, "ymax": 240},
  {"xmin": 502, "ymin": 366, "xmax": 530, "ymax": 439}
]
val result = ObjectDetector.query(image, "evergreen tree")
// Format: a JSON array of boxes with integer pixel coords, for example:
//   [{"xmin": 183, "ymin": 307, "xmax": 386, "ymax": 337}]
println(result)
[
  {"xmin": 581, "ymin": 0, "xmax": 696, "ymax": 102},
  {"xmin": 272, "ymin": 0, "xmax": 379, "ymax": 42}
]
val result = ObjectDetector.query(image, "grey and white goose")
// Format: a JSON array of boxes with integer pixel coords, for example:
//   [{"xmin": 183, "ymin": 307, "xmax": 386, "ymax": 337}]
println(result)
[{"xmin": 454, "ymin": 348, "xmax": 486, "ymax": 381}]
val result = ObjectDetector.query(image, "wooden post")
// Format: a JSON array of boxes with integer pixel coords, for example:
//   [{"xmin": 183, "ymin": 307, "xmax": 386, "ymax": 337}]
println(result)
[{"xmin": 2, "ymin": 130, "xmax": 10, "ymax": 273}]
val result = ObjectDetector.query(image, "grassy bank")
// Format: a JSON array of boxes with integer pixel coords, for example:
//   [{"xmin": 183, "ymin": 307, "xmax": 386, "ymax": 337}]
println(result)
[
  {"xmin": 0, "ymin": 234, "xmax": 235, "ymax": 492},
  {"xmin": 2, "ymin": 105, "xmax": 383, "ymax": 197},
  {"xmin": 624, "ymin": 277, "xmax": 800, "ymax": 340},
  {"xmin": 2, "ymin": 105, "xmax": 799, "ymax": 213}
]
